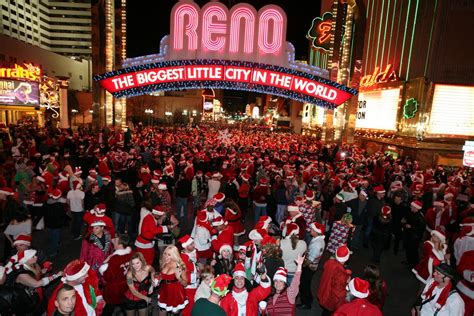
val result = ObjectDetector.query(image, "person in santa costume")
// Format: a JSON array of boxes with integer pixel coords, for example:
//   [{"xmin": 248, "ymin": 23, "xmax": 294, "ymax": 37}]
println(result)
[
  {"xmin": 317, "ymin": 244, "xmax": 352, "ymax": 315},
  {"xmin": 220, "ymin": 262, "xmax": 271, "ymax": 316},
  {"xmin": 99, "ymin": 233, "xmax": 133, "ymax": 316},
  {"xmin": 211, "ymin": 216, "xmax": 235, "ymax": 254},
  {"xmin": 237, "ymin": 173, "xmax": 251, "ymax": 218},
  {"xmin": 281, "ymin": 203, "xmax": 307, "ymax": 240},
  {"xmin": 48, "ymin": 260, "xmax": 104, "ymax": 316},
  {"xmin": 124, "ymin": 252, "xmax": 155, "ymax": 316},
  {"xmin": 333, "ymin": 277, "xmax": 382, "ymax": 316},
  {"xmin": 414, "ymin": 263, "xmax": 464, "ymax": 316},
  {"xmin": 224, "ymin": 198, "xmax": 245, "ymax": 247},
  {"xmin": 412, "ymin": 229, "xmax": 449, "ymax": 285},
  {"xmin": 247, "ymin": 227, "xmax": 267, "ymax": 279},
  {"xmin": 179, "ymin": 234, "xmax": 199, "ymax": 316},
  {"xmin": 425, "ymin": 201, "xmax": 451, "ymax": 236},
  {"xmin": 300, "ymin": 222, "xmax": 326, "ymax": 309},
  {"xmin": 266, "ymin": 256, "xmax": 305, "ymax": 316},
  {"xmin": 192, "ymin": 210, "xmax": 214, "ymax": 262},
  {"xmin": 80, "ymin": 220, "xmax": 114, "ymax": 272},
  {"xmin": 454, "ymin": 224, "xmax": 474, "ymax": 265},
  {"xmin": 212, "ymin": 243, "xmax": 235, "ymax": 276},
  {"xmin": 456, "ymin": 250, "xmax": 474, "ymax": 316},
  {"xmin": 192, "ymin": 273, "xmax": 231, "ymax": 316},
  {"xmin": 135, "ymin": 204, "xmax": 170, "ymax": 265},
  {"xmin": 83, "ymin": 203, "xmax": 116, "ymax": 238}
]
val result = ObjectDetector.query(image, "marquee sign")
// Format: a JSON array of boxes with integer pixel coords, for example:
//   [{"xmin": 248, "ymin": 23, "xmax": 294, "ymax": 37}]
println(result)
[{"xmin": 95, "ymin": 0, "xmax": 357, "ymax": 109}]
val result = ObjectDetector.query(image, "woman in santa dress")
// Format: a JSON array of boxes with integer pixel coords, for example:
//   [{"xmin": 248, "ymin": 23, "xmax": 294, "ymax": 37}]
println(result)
[
  {"xmin": 124, "ymin": 252, "xmax": 155, "ymax": 316},
  {"xmin": 412, "ymin": 229, "xmax": 449, "ymax": 293},
  {"xmin": 224, "ymin": 199, "xmax": 245, "ymax": 246},
  {"xmin": 156, "ymin": 245, "xmax": 188, "ymax": 315}
]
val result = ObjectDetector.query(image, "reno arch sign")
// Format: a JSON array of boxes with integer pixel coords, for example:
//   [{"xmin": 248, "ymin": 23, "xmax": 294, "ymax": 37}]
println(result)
[{"xmin": 95, "ymin": 0, "xmax": 357, "ymax": 109}]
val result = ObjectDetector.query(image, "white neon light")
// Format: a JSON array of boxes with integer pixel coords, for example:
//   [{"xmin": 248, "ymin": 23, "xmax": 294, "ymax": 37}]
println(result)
[
  {"xmin": 173, "ymin": 4, "xmax": 199, "ymax": 50},
  {"xmin": 229, "ymin": 7, "xmax": 255, "ymax": 54},
  {"xmin": 202, "ymin": 6, "xmax": 227, "ymax": 51},
  {"xmin": 258, "ymin": 9, "xmax": 284, "ymax": 54}
]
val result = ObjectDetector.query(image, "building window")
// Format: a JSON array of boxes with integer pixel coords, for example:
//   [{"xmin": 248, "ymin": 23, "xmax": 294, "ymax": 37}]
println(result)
[
  {"xmin": 79, "ymin": 75, "xmax": 83, "ymax": 80},
  {"xmin": 3, "ymin": 25, "xmax": 9, "ymax": 31}
]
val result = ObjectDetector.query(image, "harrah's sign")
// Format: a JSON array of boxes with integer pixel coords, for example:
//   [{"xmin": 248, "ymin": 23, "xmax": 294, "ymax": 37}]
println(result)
[{"xmin": 95, "ymin": 0, "xmax": 357, "ymax": 108}]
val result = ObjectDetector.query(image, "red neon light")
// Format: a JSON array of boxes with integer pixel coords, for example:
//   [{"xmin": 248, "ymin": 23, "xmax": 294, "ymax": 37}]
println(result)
[
  {"xmin": 317, "ymin": 21, "xmax": 332, "ymax": 44},
  {"xmin": 170, "ymin": 2, "xmax": 285, "ymax": 59},
  {"xmin": 360, "ymin": 64, "xmax": 398, "ymax": 88},
  {"xmin": 99, "ymin": 65, "xmax": 353, "ymax": 106}
]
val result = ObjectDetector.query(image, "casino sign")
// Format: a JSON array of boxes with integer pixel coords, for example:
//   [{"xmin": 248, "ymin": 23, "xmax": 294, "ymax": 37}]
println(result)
[{"xmin": 95, "ymin": 0, "xmax": 357, "ymax": 109}]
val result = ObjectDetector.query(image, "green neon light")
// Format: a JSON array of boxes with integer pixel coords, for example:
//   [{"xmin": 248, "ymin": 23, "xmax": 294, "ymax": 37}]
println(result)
[
  {"xmin": 403, "ymin": 98, "xmax": 418, "ymax": 119},
  {"xmin": 309, "ymin": 49, "xmax": 314, "ymax": 65},
  {"xmin": 364, "ymin": 0, "xmax": 374, "ymax": 76},
  {"xmin": 405, "ymin": 0, "xmax": 419, "ymax": 79},
  {"xmin": 399, "ymin": 0, "xmax": 412, "ymax": 78},
  {"xmin": 380, "ymin": 0, "xmax": 390, "ymax": 68},
  {"xmin": 315, "ymin": 51, "xmax": 320, "ymax": 67},
  {"xmin": 375, "ymin": 0, "xmax": 385, "ymax": 68},
  {"xmin": 394, "ymin": 0, "xmax": 404, "ymax": 69},
  {"xmin": 307, "ymin": 12, "xmax": 334, "ymax": 52},
  {"xmin": 387, "ymin": 0, "xmax": 397, "ymax": 67},
  {"xmin": 349, "ymin": 22, "xmax": 355, "ymax": 78},
  {"xmin": 424, "ymin": 0, "xmax": 438, "ymax": 76}
]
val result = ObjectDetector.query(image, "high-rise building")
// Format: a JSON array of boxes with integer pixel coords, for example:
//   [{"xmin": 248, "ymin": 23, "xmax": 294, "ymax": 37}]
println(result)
[
  {"xmin": 0, "ymin": 0, "xmax": 92, "ymax": 59},
  {"xmin": 91, "ymin": 0, "xmax": 126, "ymax": 127}
]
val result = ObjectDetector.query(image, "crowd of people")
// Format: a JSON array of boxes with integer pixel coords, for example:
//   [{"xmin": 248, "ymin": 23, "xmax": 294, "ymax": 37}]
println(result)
[{"xmin": 0, "ymin": 122, "xmax": 472, "ymax": 316}]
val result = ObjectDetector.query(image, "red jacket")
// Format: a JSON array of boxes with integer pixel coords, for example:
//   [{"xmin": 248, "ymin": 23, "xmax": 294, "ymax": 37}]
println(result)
[
  {"xmin": 211, "ymin": 225, "xmax": 235, "ymax": 253},
  {"xmin": 333, "ymin": 298, "xmax": 383, "ymax": 316},
  {"xmin": 220, "ymin": 280, "xmax": 272, "ymax": 316},
  {"xmin": 101, "ymin": 247, "xmax": 133, "ymax": 305},
  {"xmin": 317, "ymin": 258, "xmax": 350, "ymax": 311},
  {"xmin": 424, "ymin": 207, "xmax": 450, "ymax": 232}
]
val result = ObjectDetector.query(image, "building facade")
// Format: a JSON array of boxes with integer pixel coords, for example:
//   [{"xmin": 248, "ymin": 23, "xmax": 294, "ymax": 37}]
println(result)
[{"xmin": 0, "ymin": 0, "xmax": 92, "ymax": 59}]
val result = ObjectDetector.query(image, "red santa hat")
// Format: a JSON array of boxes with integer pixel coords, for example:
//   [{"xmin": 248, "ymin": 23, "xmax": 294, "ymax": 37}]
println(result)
[
  {"xmin": 294, "ymin": 196, "xmax": 304, "ymax": 205},
  {"xmin": 102, "ymin": 175, "xmax": 111, "ymax": 183},
  {"xmin": 196, "ymin": 210, "xmax": 208, "ymax": 223},
  {"xmin": 257, "ymin": 216, "xmax": 272, "ymax": 228},
  {"xmin": 219, "ymin": 244, "xmax": 233, "ymax": 256},
  {"xmin": 249, "ymin": 228, "xmax": 267, "ymax": 241},
  {"xmin": 164, "ymin": 166, "xmax": 174, "ymax": 177},
  {"xmin": 335, "ymin": 244, "xmax": 351, "ymax": 263},
  {"xmin": 433, "ymin": 201, "xmax": 444, "ymax": 208},
  {"xmin": 212, "ymin": 216, "xmax": 226, "ymax": 227},
  {"xmin": 411, "ymin": 201, "xmax": 423, "ymax": 210},
  {"xmin": 50, "ymin": 188, "xmax": 62, "ymax": 199},
  {"xmin": 5, "ymin": 249, "xmax": 37, "ymax": 274},
  {"xmin": 287, "ymin": 204, "xmax": 300, "ymax": 213},
  {"xmin": 153, "ymin": 169, "xmax": 162, "ymax": 177},
  {"xmin": 74, "ymin": 167, "xmax": 82, "ymax": 175},
  {"xmin": 158, "ymin": 183, "xmax": 167, "ymax": 190},
  {"xmin": 381, "ymin": 206, "xmax": 391, "ymax": 218},
  {"xmin": 305, "ymin": 190, "xmax": 315, "ymax": 200},
  {"xmin": 261, "ymin": 235, "xmax": 278, "ymax": 246},
  {"xmin": 94, "ymin": 203, "xmax": 107, "ymax": 216},
  {"xmin": 178, "ymin": 235, "xmax": 194, "ymax": 248},
  {"xmin": 59, "ymin": 171, "xmax": 69, "ymax": 181},
  {"xmin": 374, "ymin": 186, "xmax": 386, "ymax": 194},
  {"xmin": 273, "ymin": 267, "xmax": 288, "ymax": 283},
  {"xmin": 152, "ymin": 205, "xmax": 165, "ymax": 216},
  {"xmin": 151, "ymin": 176, "xmax": 160, "ymax": 184},
  {"xmin": 90, "ymin": 220, "xmax": 106, "ymax": 227},
  {"xmin": 0, "ymin": 187, "xmax": 14, "ymax": 195},
  {"xmin": 62, "ymin": 260, "xmax": 90, "ymax": 282},
  {"xmin": 348, "ymin": 277, "xmax": 370, "ymax": 298},
  {"xmin": 460, "ymin": 225, "xmax": 474, "ymax": 237},
  {"xmin": 259, "ymin": 177, "xmax": 269, "ymax": 186},
  {"xmin": 285, "ymin": 223, "xmax": 300, "ymax": 238},
  {"xmin": 233, "ymin": 262, "xmax": 246, "ymax": 278},
  {"xmin": 241, "ymin": 173, "xmax": 250, "ymax": 182},
  {"xmin": 13, "ymin": 234, "xmax": 32, "ymax": 247},
  {"xmin": 213, "ymin": 192, "xmax": 225, "ymax": 203},
  {"xmin": 431, "ymin": 228, "xmax": 446, "ymax": 243},
  {"xmin": 309, "ymin": 222, "xmax": 325, "ymax": 235},
  {"xmin": 72, "ymin": 180, "xmax": 82, "ymax": 190}
]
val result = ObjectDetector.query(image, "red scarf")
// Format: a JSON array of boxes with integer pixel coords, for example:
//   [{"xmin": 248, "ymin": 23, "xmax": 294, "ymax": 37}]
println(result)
[{"xmin": 423, "ymin": 280, "xmax": 452, "ymax": 310}]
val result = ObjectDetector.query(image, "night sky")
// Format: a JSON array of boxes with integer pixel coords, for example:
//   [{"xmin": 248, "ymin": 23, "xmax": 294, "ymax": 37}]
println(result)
[{"xmin": 127, "ymin": 0, "xmax": 322, "ymax": 60}]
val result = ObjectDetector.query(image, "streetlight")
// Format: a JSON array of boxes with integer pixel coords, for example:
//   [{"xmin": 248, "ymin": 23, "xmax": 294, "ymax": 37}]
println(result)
[{"xmin": 145, "ymin": 108, "xmax": 154, "ymax": 126}]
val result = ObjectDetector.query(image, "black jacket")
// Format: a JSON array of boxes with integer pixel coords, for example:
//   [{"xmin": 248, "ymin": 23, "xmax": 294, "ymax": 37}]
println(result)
[{"xmin": 44, "ymin": 199, "xmax": 66, "ymax": 229}]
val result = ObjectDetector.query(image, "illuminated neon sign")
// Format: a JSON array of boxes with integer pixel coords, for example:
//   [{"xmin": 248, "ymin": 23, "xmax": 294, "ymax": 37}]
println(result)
[
  {"xmin": 0, "ymin": 63, "xmax": 42, "ymax": 82},
  {"xmin": 360, "ymin": 64, "xmax": 398, "ymax": 88},
  {"xmin": 307, "ymin": 12, "xmax": 333, "ymax": 51},
  {"xmin": 95, "ymin": 1, "xmax": 357, "ymax": 108}
]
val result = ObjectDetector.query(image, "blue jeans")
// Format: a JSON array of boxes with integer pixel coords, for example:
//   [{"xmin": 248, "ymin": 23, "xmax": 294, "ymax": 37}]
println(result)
[
  {"xmin": 113, "ymin": 212, "xmax": 131, "ymax": 234},
  {"xmin": 71, "ymin": 211, "xmax": 83, "ymax": 238},
  {"xmin": 176, "ymin": 197, "xmax": 188, "ymax": 219},
  {"xmin": 276, "ymin": 204, "xmax": 287, "ymax": 225},
  {"xmin": 254, "ymin": 205, "xmax": 267, "ymax": 222},
  {"xmin": 48, "ymin": 227, "xmax": 61, "ymax": 256}
]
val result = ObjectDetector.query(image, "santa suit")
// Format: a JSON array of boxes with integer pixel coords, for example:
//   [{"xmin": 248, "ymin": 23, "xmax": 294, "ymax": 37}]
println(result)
[
  {"xmin": 225, "ymin": 207, "xmax": 245, "ymax": 236},
  {"xmin": 211, "ymin": 225, "xmax": 235, "ymax": 253},
  {"xmin": 99, "ymin": 247, "xmax": 132, "ymax": 305},
  {"xmin": 180, "ymin": 251, "xmax": 199, "ymax": 316},
  {"xmin": 334, "ymin": 298, "xmax": 383, "ymax": 316},
  {"xmin": 412, "ymin": 241, "xmax": 447, "ymax": 284},
  {"xmin": 424, "ymin": 207, "xmax": 450, "ymax": 233},
  {"xmin": 98, "ymin": 159, "xmax": 110, "ymax": 177},
  {"xmin": 48, "ymin": 269, "xmax": 103, "ymax": 316},
  {"xmin": 456, "ymin": 250, "xmax": 474, "ymax": 316},
  {"xmin": 420, "ymin": 278, "xmax": 465, "ymax": 316},
  {"xmin": 317, "ymin": 258, "xmax": 351, "ymax": 311},
  {"xmin": 454, "ymin": 235, "xmax": 474, "ymax": 265},
  {"xmin": 83, "ymin": 212, "xmax": 116, "ymax": 238},
  {"xmin": 192, "ymin": 220, "xmax": 213, "ymax": 259},
  {"xmin": 220, "ymin": 278, "xmax": 271, "ymax": 316},
  {"xmin": 191, "ymin": 209, "xmax": 220, "ymax": 237},
  {"xmin": 135, "ymin": 211, "xmax": 168, "ymax": 264}
]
